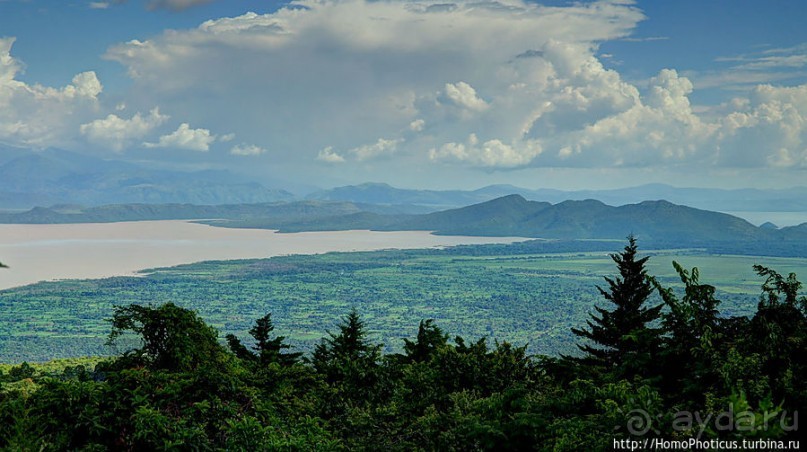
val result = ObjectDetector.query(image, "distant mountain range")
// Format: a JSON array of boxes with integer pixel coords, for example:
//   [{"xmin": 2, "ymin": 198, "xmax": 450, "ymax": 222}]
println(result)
[
  {"xmin": 308, "ymin": 182, "xmax": 807, "ymax": 212},
  {"xmin": 0, "ymin": 200, "xmax": 422, "ymax": 225},
  {"xmin": 3, "ymin": 195, "xmax": 805, "ymax": 257},
  {"xmin": 3, "ymin": 148, "xmax": 806, "ymax": 215},
  {"xmin": 268, "ymin": 195, "xmax": 788, "ymax": 242},
  {"xmin": 0, "ymin": 148, "xmax": 294, "ymax": 208}
]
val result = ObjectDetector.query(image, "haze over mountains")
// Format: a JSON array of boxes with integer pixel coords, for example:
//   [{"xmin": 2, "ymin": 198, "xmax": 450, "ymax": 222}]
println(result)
[
  {"xmin": 0, "ymin": 148, "xmax": 293, "ymax": 208},
  {"xmin": 308, "ymin": 182, "xmax": 807, "ymax": 213},
  {"xmin": 2, "ymin": 147, "xmax": 807, "ymax": 257},
  {"xmin": 3, "ymin": 148, "xmax": 807, "ymax": 215}
]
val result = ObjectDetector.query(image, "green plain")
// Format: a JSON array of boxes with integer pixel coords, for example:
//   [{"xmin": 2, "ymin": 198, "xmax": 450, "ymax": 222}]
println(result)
[{"xmin": 2, "ymin": 245, "xmax": 806, "ymax": 363}]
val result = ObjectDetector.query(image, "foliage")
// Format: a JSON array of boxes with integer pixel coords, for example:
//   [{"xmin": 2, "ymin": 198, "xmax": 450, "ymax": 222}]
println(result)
[
  {"xmin": 570, "ymin": 235, "xmax": 663, "ymax": 379},
  {"xmin": 5, "ymin": 244, "xmax": 801, "ymax": 363},
  {"xmin": 1, "ymin": 239, "xmax": 805, "ymax": 449},
  {"xmin": 225, "ymin": 312, "xmax": 302, "ymax": 367},
  {"xmin": 106, "ymin": 302, "xmax": 227, "ymax": 372},
  {"xmin": 651, "ymin": 261, "xmax": 724, "ymax": 403}
]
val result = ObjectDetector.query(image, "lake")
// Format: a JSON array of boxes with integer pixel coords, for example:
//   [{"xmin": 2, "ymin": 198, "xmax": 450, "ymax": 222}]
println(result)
[{"xmin": 0, "ymin": 221, "xmax": 528, "ymax": 290}]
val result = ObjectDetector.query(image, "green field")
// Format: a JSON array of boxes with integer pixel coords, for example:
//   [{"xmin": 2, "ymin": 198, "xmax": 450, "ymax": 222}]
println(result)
[{"xmin": 2, "ymin": 243, "xmax": 806, "ymax": 363}]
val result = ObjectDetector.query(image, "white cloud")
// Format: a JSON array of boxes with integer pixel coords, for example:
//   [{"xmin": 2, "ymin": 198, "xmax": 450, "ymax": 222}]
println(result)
[
  {"xmin": 443, "ymin": 82, "xmax": 488, "ymax": 113},
  {"xmin": 230, "ymin": 143, "xmax": 267, "ymax": 156},
  {"xmin": 103, "ymin": 0, "xmax": 645, "ymax": 167},
  {"xmin": 0, "ymin": 38, "xmax": 22, "ymax": 85},
  {"xmin": 348, "ymin": 137, "xmax": 403, "ymax": 161},
  {"xmin": 1, "ymin": 37, "xmax": 104, "ymax": 148},
  {"xmin": 89, "ymin": 2, "xmax": 110, "ymax": 9},
  {"xmin": 317, "ymin": 146, "xmax": 345, "ymax": 163},
  {"xmin": 143, "ymin": 122, "xmax": 215, "ymax": 151},
  {"xmin": 5, "ymin": 0, "xmax": 807, "ymax": 179},
  {"xmin": 548, "ymin": 69, "xmax": 716, "ymax": 167},
  {"xmin": 0, "ymin": 40, "xmax": 103, "ymax": 102},
  {"xmin": 65, "ymin": 72, "xmax": 104, "ymax": 99},
  {"xmin": 430, "ymin": 133, "xmax": 542, "ymax": 167},
  {"xmin": 409, "ymin": 119, "xmax": 425, "ymax": 132},
  {"xmin": 80, "ymin": 108, "xmax": 168, "ymax": 152},
  {"xmin": 716, "ymin": 84, "xmax": 807, "ymax": 168},
  {"xmin": 693, "ymin": 44, "xmax": 807, "ymax": 91}
]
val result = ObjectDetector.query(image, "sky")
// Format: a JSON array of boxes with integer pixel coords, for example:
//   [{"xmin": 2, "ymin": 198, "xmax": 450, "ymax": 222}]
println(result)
[{"xmin": 1, "ymin": 0, "xmax": 807, "ymax": 191}]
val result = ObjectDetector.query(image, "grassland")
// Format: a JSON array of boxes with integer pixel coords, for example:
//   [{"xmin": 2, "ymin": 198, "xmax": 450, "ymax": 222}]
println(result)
[{"xmin": 2, "ymin": 242, "xmax": 806, "ymax": 364}]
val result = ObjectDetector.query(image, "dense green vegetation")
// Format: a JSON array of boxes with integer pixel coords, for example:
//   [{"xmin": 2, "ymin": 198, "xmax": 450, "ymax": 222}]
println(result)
[
  {"xmin": 1, "ymin": 239, "xmax": 803, "ymax": 450},
  {"xmin": 4, "ymin": 239, "xmax": 807, "ymax": 363}
]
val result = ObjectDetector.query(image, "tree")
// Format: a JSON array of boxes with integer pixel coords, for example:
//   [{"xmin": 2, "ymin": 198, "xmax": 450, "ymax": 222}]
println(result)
[
  {"xmin": 570, "ymin": 236, "xmax": 663, "ymax": 379},
  {"xmin": 401, "ymin": 319, "xmax": 448, "ymax": 363},
  {"xmin": 652, "ymin": 262, "xmax": 722, "ymax": 400},
  {"xmin": 107, "ymin": 303, "xmax": 225, "ymax": 372},
  {"xmin": 754, "ymin": 264, "xmax": 807, "ymax": 312},
  {"xmin": 309, "ymin": 309, "xmax": 383, "ymax": 409},
  {"xmin": 226, "ymin": 313, "xmax": 302, "ymax": 366},
  {"xmin": 745, "ymin": 266, "xmax": 807, "ymax": 406},
  {"xmin": 311, "ymin": 309, "xmax": 381, "ymax": 378}
]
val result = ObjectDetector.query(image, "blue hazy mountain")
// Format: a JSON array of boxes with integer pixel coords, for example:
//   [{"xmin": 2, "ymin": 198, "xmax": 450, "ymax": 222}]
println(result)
[
  {"xmin": 309, "ymin": 182, "xmax": 807, "ymax": 212},
  {"xmin": 0, "ymin": 148, "xmax": 294, "ymax": 207}
]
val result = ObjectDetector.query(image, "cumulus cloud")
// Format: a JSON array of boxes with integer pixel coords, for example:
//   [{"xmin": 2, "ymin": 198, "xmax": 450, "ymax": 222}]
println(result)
[
  {"xmin": 317, "ymin": 146, "xmax": 345, "ymax": 163},
  {"xmin": 716, "ymin": 84, "xmax": 807, "ymax": 168},
  {"xmin": 315, "ymin": 137, "xmax": 403, "ymax": 163},
  {"xmin": 7, "ymin": 0, "xmax": 807, "ymax": 178},
  {"xmin": 545, "ymin": 69, "xmax": 716, "ymax": 167},
  {"xmin": 443, "ymin": 82, "xmax": 489, "ymax": 113},
  {"xmin": 143, "ymin": 122, "xmax": 215, "ymax": 151},
  {"xmin": 80, "ymin": 108, "xmax": 168, "ymax": 152},
  {"xmin": 430, "ymin": 133, "xmax": 542, "ymax": 168},
  {"xmin": 230, "ymin": 143, "xmax": 267, "ymax": 156},
  {"xmin": 103, "ymin": 0, "xmax": 646, "ymax": 166},
  {"xmin": 409, "ymin": 119, "xmax": 425, "ymax": 132},
  {"xmin": 348, "ymin": 138, "xmax": 403, "ymax": 161},
  {"xmin": 1, "ymin": 37, "xmax": 104, "ymax": 148}
]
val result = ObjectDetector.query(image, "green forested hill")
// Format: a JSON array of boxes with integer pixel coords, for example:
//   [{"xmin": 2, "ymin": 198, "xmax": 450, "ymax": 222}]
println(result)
[{"xmin": 376, "ymin": 196, "xmax": 765, "ymax": 241}]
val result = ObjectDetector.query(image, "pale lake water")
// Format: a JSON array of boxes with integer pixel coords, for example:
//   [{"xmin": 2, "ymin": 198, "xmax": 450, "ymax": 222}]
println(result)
[{"xmin": 0, "ymin": 221, "xmax": 529, "ymax": 290}]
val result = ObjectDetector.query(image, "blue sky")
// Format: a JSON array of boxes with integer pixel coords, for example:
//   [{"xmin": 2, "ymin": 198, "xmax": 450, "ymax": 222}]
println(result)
[{"xmin": 2, "ymin": 0, "xmax": 807, "ymax": 190}]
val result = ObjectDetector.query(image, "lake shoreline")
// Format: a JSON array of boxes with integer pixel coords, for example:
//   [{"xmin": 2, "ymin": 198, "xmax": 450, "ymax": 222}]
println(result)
[{"xmin": 0, "ymin": 220, "xmax": 530, "ymax": 291}]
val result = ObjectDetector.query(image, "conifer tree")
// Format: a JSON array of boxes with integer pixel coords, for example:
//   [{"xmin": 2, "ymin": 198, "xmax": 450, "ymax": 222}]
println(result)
[
  {"xmin": 311, "ymin": 309, "xmax": 381, "ymax": 374},
  {"xmin": 402, "ymin": 319, "xmax": 448, "ymax": 363},
  {"xmin": 570, "ymin": 236, "xmax": 663, "ymax": 378},
  {"xmin": 310, "ymin": 308, "xmax": 383, "ymax": 407},
  {"xmin": 226, "ymin": 313, "xmax": 301, "ymax": 366}
]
